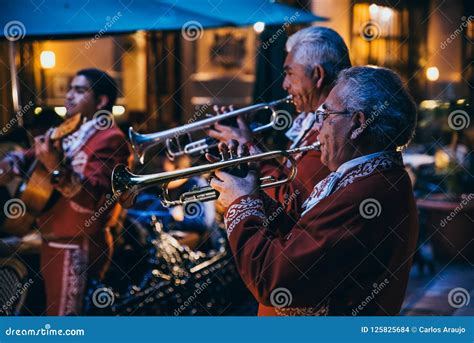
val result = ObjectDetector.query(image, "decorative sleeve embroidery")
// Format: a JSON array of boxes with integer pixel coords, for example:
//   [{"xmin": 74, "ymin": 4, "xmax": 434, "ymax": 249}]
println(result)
[{"xmin": 224, "ymin": 197, "xmax": 267, "ymax": 237}]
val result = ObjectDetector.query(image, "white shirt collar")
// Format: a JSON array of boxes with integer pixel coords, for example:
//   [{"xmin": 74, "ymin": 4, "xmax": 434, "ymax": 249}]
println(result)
[{"xmin": 336, "ymin": 152, "xmax": 385, "ymax": 175}]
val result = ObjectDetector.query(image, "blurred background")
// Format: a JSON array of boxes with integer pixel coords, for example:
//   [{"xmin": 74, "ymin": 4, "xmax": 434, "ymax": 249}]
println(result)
[{"xmin": 0, "ymin": 0, "xmax": 473, "ymax": 316}]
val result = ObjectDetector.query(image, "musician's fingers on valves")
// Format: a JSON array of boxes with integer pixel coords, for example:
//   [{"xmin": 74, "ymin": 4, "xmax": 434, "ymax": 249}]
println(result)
[
  {"xmin": 207, "ymin": 114, "xmax": 252, "ymax": 145},
  {"xmin": 210, "ymin": 167, "xmax": 258, "ymax": 208},
  {"xmin": 212, "ymin": 104, "xmax": 234, "ymax": 115}
]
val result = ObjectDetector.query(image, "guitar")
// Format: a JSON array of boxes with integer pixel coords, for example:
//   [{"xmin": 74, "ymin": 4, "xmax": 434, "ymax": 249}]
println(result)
[{"xmin": 2, "ymin": 114, "xmax": 82, "ymax": 236}]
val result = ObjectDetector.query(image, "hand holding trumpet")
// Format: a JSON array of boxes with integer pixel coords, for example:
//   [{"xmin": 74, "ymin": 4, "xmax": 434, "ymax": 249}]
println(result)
[
  {"xmin": 206, "ymin": 105, "xmax": 254, "ymax": 146},
  {"xmin": 206, "ymin": 140, "xmax": 259, "ymax": 208}
]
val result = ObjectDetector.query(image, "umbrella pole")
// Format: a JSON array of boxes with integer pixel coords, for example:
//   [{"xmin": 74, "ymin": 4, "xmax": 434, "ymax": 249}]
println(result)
[{"xmin": 9, "ymin": 40, "xmax": 23, "ymax": 126}]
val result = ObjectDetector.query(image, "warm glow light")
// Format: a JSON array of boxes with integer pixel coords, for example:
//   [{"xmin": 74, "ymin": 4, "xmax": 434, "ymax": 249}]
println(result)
[
  {"xmin": 426, "ymin": 67, "xmax": 439, "ymax": 81},
  {"xmin": 369, "ymin": 4, "xmax": 379, "ymax": 16},
  {"xmin": 54, "ymin": 106, "xmax": 67, "ymax": 116},
  {"xmin": 419, "ymin": 100, "xmax": 439, "ymax": 110},
  {"xmin": 112, "ymin": 105, "xmax": 125, "ymax": 116},
  {"xmin": 380, "ymin": 7, "xmax": 393, "ymax": 22},
  {"xmin": 34, "ymin": 107, "xmax": 42, "ymax": 115},
  {"xmin": 40, "ymin": 51, "xmax": 56, "ymax": 69},
  {"xmin": 253, "ymin": 22, "xmax": 265, "ymax": 33},
  {"xmin": 434, "ymin": 149, "xmax": 451, "ymax": 170}
]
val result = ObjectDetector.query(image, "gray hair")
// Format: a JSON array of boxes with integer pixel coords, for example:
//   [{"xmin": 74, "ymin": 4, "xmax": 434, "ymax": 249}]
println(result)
[
  {"xmin": 335, "ymin": 66, "xmax": 417, "ymax": 149},
  {"xmin": 286, "ymin": 26, "xmax": 351, "ymax": 86}
]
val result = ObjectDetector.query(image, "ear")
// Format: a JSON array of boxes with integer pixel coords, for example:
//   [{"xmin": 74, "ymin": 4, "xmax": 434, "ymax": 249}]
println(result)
[
  {"xmin": 95, "ymin": 95, "xmax": 110, "ymax": 111},
  {"xmin": 311, "ymin": 64, "xmax": 326, "ymax": 89},
  {"xmin": 350, "ymin": 111, "xmax": 367, "ymax": 140}
]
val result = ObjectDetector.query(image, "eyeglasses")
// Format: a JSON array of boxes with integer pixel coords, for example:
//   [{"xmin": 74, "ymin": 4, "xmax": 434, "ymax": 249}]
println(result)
[{"xmin": 315, "ymin": 104, "xmax": 351, "ymax": 123}]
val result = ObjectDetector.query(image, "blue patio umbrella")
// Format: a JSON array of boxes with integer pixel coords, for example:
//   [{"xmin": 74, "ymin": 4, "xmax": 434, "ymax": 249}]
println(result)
[
  {"xmin": 1, "ymin": 0, "xmax": 231, "ymax": 40},
  {"xmin": 164, "ymin": 0, "xmax": 328, "ymax": 26}
]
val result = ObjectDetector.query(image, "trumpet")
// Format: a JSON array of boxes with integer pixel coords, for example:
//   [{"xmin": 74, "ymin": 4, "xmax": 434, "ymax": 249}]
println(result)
[
  {"xmin": 112, "ymin": 141, "xmax": 320, "ymax": 207},
  {"xmin": 129, "ymin": 96, "xmax": 292, "ymax": 163}
]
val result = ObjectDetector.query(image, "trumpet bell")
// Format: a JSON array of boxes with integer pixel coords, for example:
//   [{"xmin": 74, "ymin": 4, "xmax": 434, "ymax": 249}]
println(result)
[{"xmin": 111, "ymin": 164, "xmax": 133, "ymax": 194}]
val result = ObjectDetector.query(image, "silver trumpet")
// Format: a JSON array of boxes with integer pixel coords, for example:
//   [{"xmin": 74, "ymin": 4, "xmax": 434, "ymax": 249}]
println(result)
[
  {"xmin": 112, "ymin": 141, "xmax": 320, "ymax": 207},
  {"xmin": 129, "ymin": 96, "xmax": 293, "ymax": 163}
]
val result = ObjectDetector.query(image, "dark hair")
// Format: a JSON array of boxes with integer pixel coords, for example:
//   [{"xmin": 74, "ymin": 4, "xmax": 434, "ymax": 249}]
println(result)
[{"xmin": 76, "ymin": 68, "xmax": 118, "ymax": 111}]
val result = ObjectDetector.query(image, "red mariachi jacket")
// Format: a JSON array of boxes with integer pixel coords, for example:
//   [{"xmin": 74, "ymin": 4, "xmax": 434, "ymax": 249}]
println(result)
[
  {"xmin": 224, "ymin": 153, "xmax": 418, "ymax": 316},
  {"xmin": 32, "ymin": 123, "xmax": 130, "ymax": 238}
]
